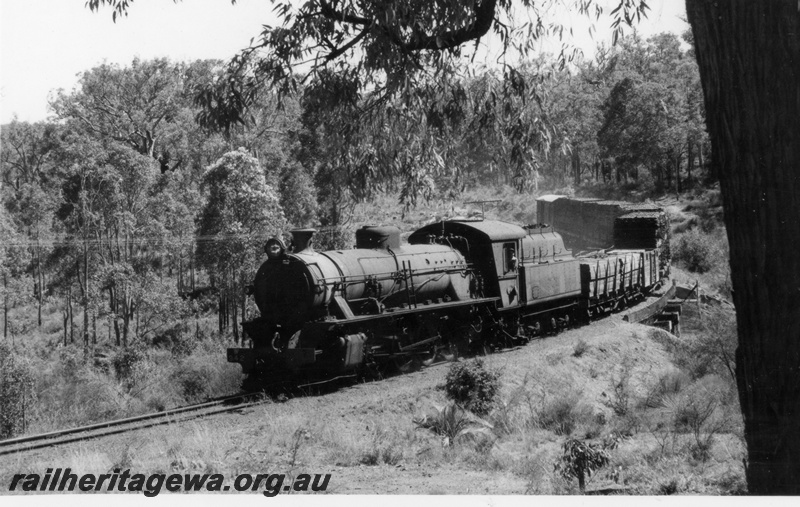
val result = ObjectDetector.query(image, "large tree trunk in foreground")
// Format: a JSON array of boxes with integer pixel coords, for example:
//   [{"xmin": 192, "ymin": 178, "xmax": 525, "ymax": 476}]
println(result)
[{"xmin": 687, "ymin": 0, "xmax": 800, "ymax": 494}]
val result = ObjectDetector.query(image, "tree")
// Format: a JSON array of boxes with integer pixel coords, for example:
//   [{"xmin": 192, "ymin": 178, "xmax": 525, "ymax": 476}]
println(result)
[
  {"xmin": 197, "ymin": 148, "xmax": 286, "ymax": 341},
  {"xmin": 55, "ymin": 132, "xmax": 117, "ymax": 353},
  {"xmin": 279, "ymin": 161, "xmax": 319, "ymax": 228},
  {"xmin": 686, "ymin": 0, "xmax": 800, "ymax": 494},
  {"xmin": 1, "ymin": 121, "xmax": 61, "ymax": 327},
  {"xmin": 596, "ymin": 32, "xmax": 705, "ymax": 190},
  {"xmin": 554, "ymin": 438, "xmax": 610, "ymax": 493},
  {"xmin": 0, "ymin": 342, "xmax": 36, "ymax": 439},
  {"xmin": 0, "ymin": 120, "xmax": 59, "ymax": 191},
  {"xmin": 89, "ymin": 0, "xmax": 648, "ymax": 203},
  {"xmin": 52, "ymin": 58, "xmax": 189, "ymax": 171},
  {"xmin": 0, "ymin": 205, "xmax": 31, "ymax": 342}
]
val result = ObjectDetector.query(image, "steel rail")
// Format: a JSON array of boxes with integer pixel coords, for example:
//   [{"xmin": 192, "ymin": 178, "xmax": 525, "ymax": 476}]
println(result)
[{"xmin": 0, "ymin": 392, "xmax": 265, "ymax": 457}]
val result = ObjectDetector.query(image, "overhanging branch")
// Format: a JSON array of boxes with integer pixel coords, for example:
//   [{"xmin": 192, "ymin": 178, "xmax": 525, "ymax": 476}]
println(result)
[{"xmin": 387, "ymin": 0, "xmax": 498, "ymax": 52}]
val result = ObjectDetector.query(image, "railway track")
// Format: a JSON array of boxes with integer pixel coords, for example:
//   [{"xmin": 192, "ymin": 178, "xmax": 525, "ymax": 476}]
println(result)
[
  {"xmin": 0, "ymin": 392, "xmax": 268, "ymax": 457},
  {"xmin": 0, "ymin": 373, "xmax": 375, "ymax": 457}
]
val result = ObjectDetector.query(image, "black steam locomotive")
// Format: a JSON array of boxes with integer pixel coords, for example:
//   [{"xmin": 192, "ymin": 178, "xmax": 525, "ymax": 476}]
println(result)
[{"xmin": 227, "ymin": 196, "xmax": 670, "ymax": 382}]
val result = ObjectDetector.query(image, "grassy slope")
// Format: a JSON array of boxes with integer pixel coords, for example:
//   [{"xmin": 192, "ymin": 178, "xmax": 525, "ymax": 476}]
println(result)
[{"xmin": 2, "ymin": 309, "xmax": 745, "ymax": 495}]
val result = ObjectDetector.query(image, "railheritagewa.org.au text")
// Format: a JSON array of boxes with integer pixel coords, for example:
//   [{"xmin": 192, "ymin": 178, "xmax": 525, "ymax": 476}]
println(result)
[{"xmin": 9, "ymin": 468, "xmax": 331, "ymax": 496}]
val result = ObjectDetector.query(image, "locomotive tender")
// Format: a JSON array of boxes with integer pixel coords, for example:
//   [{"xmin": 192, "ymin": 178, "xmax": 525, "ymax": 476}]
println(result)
[{"xmin": 228, "ymin": 196, "xmax": 670, "ymax": 382}]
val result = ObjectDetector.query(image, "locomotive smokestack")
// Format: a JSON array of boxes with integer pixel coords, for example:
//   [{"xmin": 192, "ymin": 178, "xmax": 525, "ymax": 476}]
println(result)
[{"xmin": 290, "ymin": 228, "xmax": 316, "ymax": 253}]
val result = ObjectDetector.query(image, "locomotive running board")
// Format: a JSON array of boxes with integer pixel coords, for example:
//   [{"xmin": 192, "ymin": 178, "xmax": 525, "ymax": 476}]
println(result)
[{"xmin": 311, "ymin": 297, "xmax": 500, "ymax": 327}]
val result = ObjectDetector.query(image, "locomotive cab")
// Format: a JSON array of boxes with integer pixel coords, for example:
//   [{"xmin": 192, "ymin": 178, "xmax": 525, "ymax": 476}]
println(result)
[{"xmin": 409, "ymin": 220, "xmax": 582, "ymax": 312}]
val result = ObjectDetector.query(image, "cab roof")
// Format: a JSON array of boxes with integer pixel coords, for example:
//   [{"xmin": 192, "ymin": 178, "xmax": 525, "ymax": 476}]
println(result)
[{"xmin": 409, "ymin": 219, "xmax": 527, "ymax": 244}]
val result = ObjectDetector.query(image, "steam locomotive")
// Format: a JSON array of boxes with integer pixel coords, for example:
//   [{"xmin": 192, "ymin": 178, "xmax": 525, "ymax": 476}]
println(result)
[{"xmin": 227, "ymin": 196, "xmax": 670, "ymax": 383}]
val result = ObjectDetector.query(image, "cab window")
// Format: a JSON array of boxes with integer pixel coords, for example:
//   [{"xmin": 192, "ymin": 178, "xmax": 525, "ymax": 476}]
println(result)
[{"xmin": 503, "ymin": 243, "xmax": 517, "ymax": 272}]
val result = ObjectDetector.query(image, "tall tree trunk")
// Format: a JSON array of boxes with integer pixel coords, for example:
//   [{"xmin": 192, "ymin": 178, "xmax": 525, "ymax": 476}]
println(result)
[
  {"xmin": 63, "ymin": 303, "xmax": 68, "ymax": 347},
  {"xmin": 687, "ymin": 140, "xmax": 694, "ymax": 187},
  {"xmin": 3, "ymin": 271, "xmax": 8, "ymax": 340},
  {"xmin": 241, "ymin": 272, "xmax": 247, "ymax": 323},
  {"xmin": 68, "ymin": 289, "xmax": 74, "ymax": 344},
  {"xmin": 572, "ymin": 149, "xmax": 581, "ymax": 186},
  {"xmin": 109, "ymin": 286, "xmax": 121, "ymax": 346},
  {"xmin": 232, "ymin": 295, "xmax": 239, "ymax": 344},
  {"xmin": 114, "ymin": 318, "xmax": 121, "ymax": 347},
  {"xmin": 178, "ymin": 253, "xmax": 184, "ymax": 294},
  {"xmin": 190, "ymin": 247, "xmax": 196, "ymax": 291},
  {"xmin": 83, "ymin": 243, "xmax": 89, "ymax": 356},
  {"xmin": 687, "ymin": 0, "xmax": 800, "ymax": 494},
  {"xmin": 36, "ymin": 234, "xmax": 42, "ymax": 327},
  {"xmin": 698, "ymin": 144, "xmax": 705, "ymax": 179},
  {"xmin": 665, "ymin": 153, "xmax": 673, "ymax": 190},
  {"xmin": 122, "ymin": 290, "xmax": 130, "ymax": 347},
  {"xmin": 218, "ymin": 293, "xmax": 225, "ymax": 335}
]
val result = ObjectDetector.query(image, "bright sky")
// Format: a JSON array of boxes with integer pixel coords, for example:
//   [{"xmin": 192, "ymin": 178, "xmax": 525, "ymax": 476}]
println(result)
[{"xmin": 0, "ymin": 0, "xmax": 688, "ymax": 124}]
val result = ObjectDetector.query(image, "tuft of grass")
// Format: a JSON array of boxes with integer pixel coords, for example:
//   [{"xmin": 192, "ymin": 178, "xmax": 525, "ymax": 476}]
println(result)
[
  {"xmin": 572, "ymin": 339, "xmax": 589, "ymax": 358},
  {"xmin": 658, "ymin": 478, "xmax": 680, "ymax": 495},
  {"xmin": 359, "ymin": 423, "xmax": 404, "ymax": 466},
  {"xmin": 413, "ymin": 403, "xmax": 494, "ymax": 447},
  {"xmin": 602, "ymin": 360, "xmax": 634, "ymax": 416},
  {"xmin": 67, "ymin": 448, "xmax": 114, "ymax": 476},
  {"xmin": 535, "ymin": 394, "xmax": 592, "ymax": 436},
  {"xmin": 643, "ymin": 370, "xmax": 689, "ymax": 409}
]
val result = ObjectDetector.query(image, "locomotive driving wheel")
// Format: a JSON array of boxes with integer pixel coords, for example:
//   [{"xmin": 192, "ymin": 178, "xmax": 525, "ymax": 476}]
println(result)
[
  {"xmin": 420, "ymin": 346, "xmax": 438, "ymax": 367},
  {"xmin": 441, "ymin": 341, "xmax": 459, "ymax": 362},
  {"xmin": 393, "ymin": 355, "xmax": 421, "ymax": 373}
]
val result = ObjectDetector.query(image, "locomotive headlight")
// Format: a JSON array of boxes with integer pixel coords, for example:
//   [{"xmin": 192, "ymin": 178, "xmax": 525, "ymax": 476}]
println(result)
[{"xmin": 265, "ymin": 237, "xmax": 286, "ymax": 259}]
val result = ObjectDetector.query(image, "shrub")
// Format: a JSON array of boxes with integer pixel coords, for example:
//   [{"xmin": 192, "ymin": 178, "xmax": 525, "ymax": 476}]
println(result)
[
  {"xmin": 151, "ymin": 323, "xmax": 194, "ymax": 357},
  {"xmin": 0, "ymin": 343, "xmax": 36, "ymax": 439},
  {"xmin": 713, "ymin": 469, "xmax": 747, "ymax": 495},
  {"xmin": 111, "ymin": 346, "xmax": 146, "ymax": 386},
  {"xmin": 554, "ymin": 438, "xmax": 610, "ymax": 493},
  {"xmin": 650, "ymin": 307, "xmax": 738, "ymax": 381},
  {"xmin": 171, "ymin": 359, "xmax": 215, "ymax": 402},
  {"xmin": 357, "ymin": 422, "xmax": 404, "ymax": 466},
  {"xmin": 673, "ymin": 228, "xmax": 714, "ymax": 273},
  {"xmin": 658, "ymin": 478, "xmax": 680, "ymax": 495},
  {"xmin": 673, "ymin": 227, "xmax": 730, "ymax": 276},
  {"xmin": 413, "ymin": 403, "xmax": 493, "ymax": 447},
  {"xmin": 444, "ymin": 359, "xmax": 500, "ymax": 415},
  {"xmin": 674, "ymin": 396, "xmax": 721, "ymax": 462},
  {"xmin": 643, "ymin": 370, "xmax": 689, "ymax": 408},
  {"xmin": 660, "ymin": 377, "xmax": 728, "ymax": 463},
  {"xmin": 536, "ymin": 394, "xmax": 590, "ymax": 436},
  {"xmin": 603, "ymin": 361, "xmax": 634, "ymax": 416}
]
